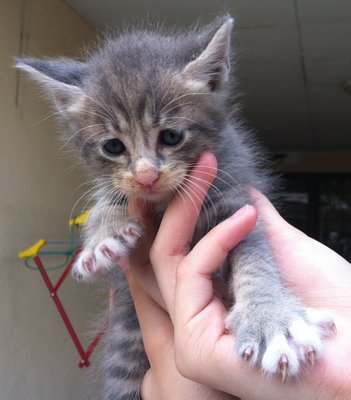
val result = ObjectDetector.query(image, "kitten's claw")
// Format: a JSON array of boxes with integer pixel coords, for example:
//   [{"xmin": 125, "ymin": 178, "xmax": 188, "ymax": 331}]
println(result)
[
  {"xmin": 227, "ymin": 307, "xmax": 335, "ymax": 380},
  {"xmin": 330, "ymin": 323, "xmax": 337, "ymax": 336},
  {"xmin": 123, "ymin": 226, "xmax": 142, "ymax": 239},
  {"xmin": 307, "ymin": 349, "xmax": 315, "ymax": 367},
  {"xmin": 72, "ymin": 269, "xmax": 83, "ymax": 281},
  {"xmin": 242, "ymin": 347, "xmax": 253, "ymax": 362},
  {"xmin": 83, "ymin": 258, "xmax": 94, "ymax": 272},
  {"xmin": 279, "ymin": 355, "xmax": 288, "ymax": 382},
  {"xmin": 100, "ymin": 245, "xmax": 120, "ymax": 262}
]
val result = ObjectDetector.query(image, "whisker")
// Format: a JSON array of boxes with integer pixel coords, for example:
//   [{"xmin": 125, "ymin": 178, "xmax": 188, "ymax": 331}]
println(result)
[
  {"xmin": 60, "ymin": 124, "xmax": 106, "ymax": 150},
  {"xmin": 78, "ymin": 129, "xmax": 108, "ymax": 157},
  {"xmin": 97, "ymin": 188, "xmax": 122, "ymax": 237},
  {"xmin": 182, "ymin": 177, "xmax": 218, "ymax": 231},
  {"xmin": 173, "ymin": 185, "xmax": 193, "ymax": 220},
  {"xmin": 187, "ymin": 162, "xmax": 244, "ymax": 197},
  {"xmin": 187, "ymin": 174, "xmax": 223, "ymax": 199},
  {"xmin": 160, "ymin": 91, "xmax": 225, "ymax": 115},
  {"xmin": 179, "ymin": 180, "xmax": 210, "ymax": 228},
  {"xmin": 166, "ymin": 116, "xmax": 210, "ymax": 130},
  {"xmin": 161, "ymin": 101, "xmax": 194, "ymax": 117},
  {"xmin": 144, "ymin": 74, "xmax": 157, "ymax": 122},
  {"xmin": 69, "ymin": 177, "xmax": 114, "ymax": 220},
  {"xmin": 81, "ymin": 93, "xmax": 121, "ymax": 128},
  {"xmin": 27, "ymin": 108, "xmax": 109, "ymax": 133},
  {"xmin": 70, "ymin": 186, "xmax": 99, "ymax": 222},
  {"xmin": 53, "ymin": 160, "xmax": 86, "ymax": 180}
]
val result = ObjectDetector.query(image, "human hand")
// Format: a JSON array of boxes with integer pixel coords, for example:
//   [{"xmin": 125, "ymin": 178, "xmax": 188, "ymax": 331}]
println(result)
[
  {"xmin": 126, "ymin": 273, "xmax": 238, "ymax": 400},
  {"xmin": 125, "ymin": 152, "xmax": 351, "ymax": 400},
  {"xmin": 122, "ymin": 152, "xmax": 238, "ymax": 400}
]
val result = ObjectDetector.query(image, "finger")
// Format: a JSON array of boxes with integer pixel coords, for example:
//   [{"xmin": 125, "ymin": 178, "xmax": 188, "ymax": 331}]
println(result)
[
  {"xmin": 152, "ymin": 151, "xmax": 218, "ymax": 261},
  {"xmin": 250, "ymin": 188, "xmax": 351, "ymax": 307},
  {"xmin": 126, "ymin": 272, "xmax": 174, "ymax": 365},
  {"xmin": 150, "ymin": 152, "xmax": 218, "ymax": 312},
  {"xmin": 249, "ymin": 187, "xmax": 303, "ymax": 237},
  {"xmin": 175, "ymin": 205, "xmax": 257, "ymax": 324}
]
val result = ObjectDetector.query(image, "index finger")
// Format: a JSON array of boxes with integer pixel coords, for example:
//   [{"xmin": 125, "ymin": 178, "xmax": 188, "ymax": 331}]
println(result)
[
  {"xmin": 175, "ymin": 205, "xmax": 257, "ymax": 326},
  {"xmin": 150, "ymin": 151, "xmax": 218, "ymax": 312}
]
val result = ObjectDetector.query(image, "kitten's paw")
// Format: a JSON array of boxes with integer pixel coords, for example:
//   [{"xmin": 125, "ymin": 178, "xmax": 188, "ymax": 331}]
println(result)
[
  {"xmin": 226, "ymin": 306, "xmax": 335, "ymax": 380},
  {"xmin": 72, "ymin": 219, "xmax": 143, "ymax": 281}
]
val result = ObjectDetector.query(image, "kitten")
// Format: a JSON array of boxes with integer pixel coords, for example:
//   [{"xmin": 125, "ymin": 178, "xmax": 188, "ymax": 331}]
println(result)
[{"xmin": 17, "ymin": 16, "xmax": 335, "ymax": 400}]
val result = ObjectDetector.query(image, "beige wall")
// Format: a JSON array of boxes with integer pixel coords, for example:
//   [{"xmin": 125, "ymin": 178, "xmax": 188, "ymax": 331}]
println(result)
[{"xmin": 0, "ymin": 1, "xmax": 105, "ymax": 399}]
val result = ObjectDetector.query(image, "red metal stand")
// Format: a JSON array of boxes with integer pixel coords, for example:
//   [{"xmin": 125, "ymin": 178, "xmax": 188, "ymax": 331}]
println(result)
[{"xmin": 33, "ymin": 249, "xmax": 107, "ymax": 368}]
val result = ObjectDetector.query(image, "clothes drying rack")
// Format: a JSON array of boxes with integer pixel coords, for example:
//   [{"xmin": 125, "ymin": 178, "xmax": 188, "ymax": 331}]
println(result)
[{"xmin": 18, "ymin": 211, "xmax": 107, "ymax": 368}]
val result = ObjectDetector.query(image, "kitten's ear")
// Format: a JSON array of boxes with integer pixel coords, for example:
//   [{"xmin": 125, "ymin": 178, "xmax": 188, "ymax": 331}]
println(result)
[
  {"xmin": 183, "ymin": 17, "xmax": 233, "ymax": 91},
  {"xmin": 15, "ymin": 57, "xmax": 87, "ymax": 112}
]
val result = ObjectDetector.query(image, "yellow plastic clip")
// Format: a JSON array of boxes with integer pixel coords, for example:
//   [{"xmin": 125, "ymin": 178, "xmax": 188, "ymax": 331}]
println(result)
[
  {"xmin": 69, "ymin": 210, "xmax": 91, "ymax": 226},
  {"xmin": 18, "ymin": 239, "xmax": 47, "ymax": 259}
]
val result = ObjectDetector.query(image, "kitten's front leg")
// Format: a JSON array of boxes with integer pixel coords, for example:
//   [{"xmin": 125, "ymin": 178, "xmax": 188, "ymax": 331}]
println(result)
[
  {"xmin": 72, "ymin": 203, "xmax": 142, "ymax": 281},
  {"xmin": 225, "ymin": 226, "xmax": 335, "ymax": 380}
]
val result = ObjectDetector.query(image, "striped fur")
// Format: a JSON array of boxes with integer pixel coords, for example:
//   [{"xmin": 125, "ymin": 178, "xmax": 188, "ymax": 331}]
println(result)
[{"xmin": 17, "ymin": 15, "xmax": 334, "ymax": 398}]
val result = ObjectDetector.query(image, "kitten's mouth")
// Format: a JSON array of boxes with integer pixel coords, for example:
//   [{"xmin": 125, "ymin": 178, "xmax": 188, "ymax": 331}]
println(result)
[
  {"xmin": 135, "ymin": 185, "xmax": 171, "ymax": 201},
  {"xmin": 139, "ymin": 185, "xmax": 160, "ymax": 197},
  {"xmin": 121, "ymin": 171, "xmax": 184, "ymax": 202},
  {"xmin": 131, "ymin": 182, "xmax": 178, "ymax": 202}
]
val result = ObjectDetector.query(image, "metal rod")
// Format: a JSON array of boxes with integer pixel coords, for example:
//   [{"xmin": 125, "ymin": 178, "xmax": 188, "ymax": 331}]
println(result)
[
  {"xmin": 53, "ymin": 248, "xmax": 81, "ymax": 293},
  {"xmin": 46, "ymin": 240, "xmax": 81, "ymax": 245},
  {"xmin": 34, "ymin": 255, "xmax": 89, "ymax": 366},
  {"xmin": 79, "ymin": 319, "xmax": 108, "ymax": 368}
]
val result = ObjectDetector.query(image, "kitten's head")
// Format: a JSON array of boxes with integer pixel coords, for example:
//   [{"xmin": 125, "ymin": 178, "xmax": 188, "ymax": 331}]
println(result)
[{"xmin": 16, "ymin": 16, "xmax": 233, "ymax": 202}]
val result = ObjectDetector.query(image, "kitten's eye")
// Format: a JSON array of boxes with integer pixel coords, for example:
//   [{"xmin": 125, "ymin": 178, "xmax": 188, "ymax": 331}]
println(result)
[
  {"xmin": 159, "ymin": 129, "xmax": 183, "ymax": 146},
  {"xmin": 103, "ymin": 138, "xmax": 125, "ymax": 156}
]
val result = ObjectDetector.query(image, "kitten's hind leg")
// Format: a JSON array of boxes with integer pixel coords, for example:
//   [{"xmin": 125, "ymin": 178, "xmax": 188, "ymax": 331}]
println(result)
[{"xmin": 102, "ymin": 269, "xmax": 149, "ymax": 400}]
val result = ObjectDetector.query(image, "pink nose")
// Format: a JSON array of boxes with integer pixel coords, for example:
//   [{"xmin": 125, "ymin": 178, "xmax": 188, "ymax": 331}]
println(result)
[{"xmin": 135, "ymin": 169, "xmax": 159, "ymax": 187}]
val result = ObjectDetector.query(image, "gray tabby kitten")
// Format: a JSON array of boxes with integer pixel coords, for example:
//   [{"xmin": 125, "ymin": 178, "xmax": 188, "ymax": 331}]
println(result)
[{"xmin": 17, "ymin": 16, "xmax": 334, "ymax": 400}]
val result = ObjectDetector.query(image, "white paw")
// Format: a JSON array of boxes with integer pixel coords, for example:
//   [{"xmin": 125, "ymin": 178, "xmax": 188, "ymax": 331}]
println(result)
[
  {"xmin": 227, "ymin": 307, "xmax": 335, "ymax": 380},
  {"xmin": 72, "ymin": 219, "xmax": 142, "ymax": 281},
  {"xmin": 261, "ymin": 333, "xmax": 299, "ymax": 378},
  {"xmin": 261, "ymin": 316, "xmax": 325, "ymax": 379},
  {"xmin": 262, "ymin": 309, "xmax": 336, "ymax": 381}
]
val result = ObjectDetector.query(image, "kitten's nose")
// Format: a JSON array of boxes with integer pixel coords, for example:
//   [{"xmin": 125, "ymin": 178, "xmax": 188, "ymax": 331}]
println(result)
[{"xmin": 135, "ymin": 169, "xmax": 159, "ymax": 187}]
